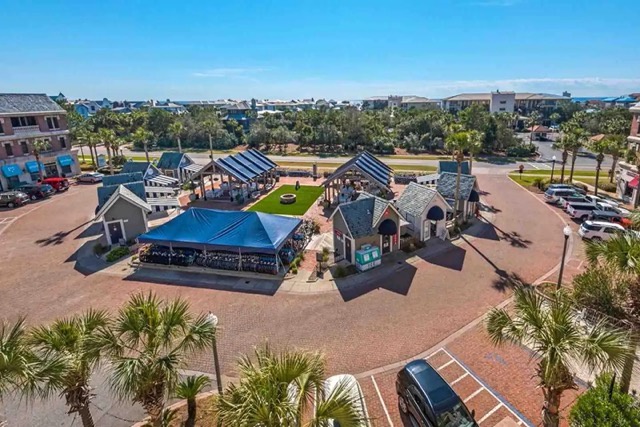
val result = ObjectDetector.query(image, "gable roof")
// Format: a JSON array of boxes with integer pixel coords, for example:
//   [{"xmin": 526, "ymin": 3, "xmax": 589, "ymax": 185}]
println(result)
[
  {"xmin": 438, "ymin": 161, "xmax": 470, "ymax": 175},
  {"xmin": 120, "ymin": 161, "xmax": 159, "ymax": 176},
  {"xmin": 332, "ymin": 193, "xmax": 399, "ymax": 239},
  {"xmin": 97, "ymin": 181, "xmax": 147, "ymax": 209},
  {"xmin": 0, "ymin": 93, "xmax": 66, "ymax": 114},
  {"xmin": 396, "ymin": 182, "xmax": 450, "ymax": 217},
  {"xmin": 436, "ymin": 172, "xmax": 477, "ymax": 201},
  {"xmin": 322, "ymin": 152, "xmax": 392, "ymax": 189},
  {"xmin": 157, "ymin": 152, "xmax": 189, "ymax": 170},
  {"xmin": 96, "ymin": 185, "xmax": 151, "ymax": 218}
]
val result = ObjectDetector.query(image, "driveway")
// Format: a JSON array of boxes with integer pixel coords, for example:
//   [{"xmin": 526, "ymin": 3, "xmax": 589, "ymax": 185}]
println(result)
[{"xmin": 0, "ymin": 173, "xmax": 569, "ymax": 426}]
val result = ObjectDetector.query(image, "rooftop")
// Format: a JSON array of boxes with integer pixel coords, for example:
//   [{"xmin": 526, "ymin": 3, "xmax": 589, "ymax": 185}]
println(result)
[{"xmin": 0, "ymin": 93, "xmax": 66, "ymax": 115}]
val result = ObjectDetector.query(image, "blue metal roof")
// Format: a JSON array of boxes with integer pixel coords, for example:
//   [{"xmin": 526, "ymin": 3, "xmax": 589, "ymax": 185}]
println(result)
[
  {"xmin": 322, "ymin": 152, "xmax": 392, "ymax": 188},
  {"xmin": 214, "ymin": 149, "xmax": 278, "ymax": 183},
  {"xmin": 121, "ymin": 161, "xmax": 152, "ymax": 174},
  {"xmin": 97, "ymin": 181, "xmax": 147, "ymax": 208},
  {"xmin": 102, "ymin": 172, "xmax": 144, "ymax": 186},
  {"xmin": 439, "ymin": 161, "xmax": 470, "ymax": 175},
  {"xmin": 157, "ymin": 152, "xmax": 185, "ymax": 170}
]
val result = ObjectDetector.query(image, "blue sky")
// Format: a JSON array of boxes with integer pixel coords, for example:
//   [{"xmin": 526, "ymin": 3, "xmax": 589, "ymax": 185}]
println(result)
[{"xmin": 2, "ymin": 0, "xmax": 638, "ymax": 100}]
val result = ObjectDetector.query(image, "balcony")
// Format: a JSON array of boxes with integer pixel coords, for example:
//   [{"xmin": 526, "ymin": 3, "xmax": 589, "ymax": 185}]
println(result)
[{"xmin": 13, "ymin": 125, "xmax": 41, "ymax": 135}]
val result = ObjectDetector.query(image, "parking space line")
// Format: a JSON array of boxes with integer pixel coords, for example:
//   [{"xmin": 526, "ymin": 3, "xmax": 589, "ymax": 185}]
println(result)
[
  {"xmin": 370, "ymin": 375, "xmax": 394, "ymax": 427},
  {"xmin": 478, "ymin": 403, "xmax": 503, "ymax": 424},
  {"xmin": 425, "ymin": 348, "xmax": 444, "ymax": 359},
  {"xmin": 441, "ymin": 348, "xmax": 532, "ymax": 426},
  {"xmin": 527, "ymin": 162, "xmax": 540, "ymax": 170},
  {"xmin": 436, "ymin": 359, "xmax": 455, "ymax": 371},
  {"xmin": 450, "ymin": 372, "xmax": 468, "ymax": 385},
  {"xmin": 464, "ymin": 387, "xmax": 484, "ymax": 403}
]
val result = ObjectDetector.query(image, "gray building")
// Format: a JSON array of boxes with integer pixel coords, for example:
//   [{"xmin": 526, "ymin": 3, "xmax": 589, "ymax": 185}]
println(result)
[{"xmin": 96, "ymin": 185, "xmax": 151, "ymax": 246}]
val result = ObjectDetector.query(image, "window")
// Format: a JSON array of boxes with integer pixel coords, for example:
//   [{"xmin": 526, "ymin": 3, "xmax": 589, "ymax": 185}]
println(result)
[
  {"xmin": 20, "ymin": 141, "xmax": 28, "ymax": 155},
  {"xmin": 499, "ymin": 108, "xmax": 506, "ymax": 111},
  {"xmin": 46, "ymin": 116, "xmax": 59, "ymax": 129},
  {"xmin": 500, "ymin": 100, "xmax": 507, "ymax": 104},
  {"xmin": 0, "ymin": 121, "xmax": 3, "ymax": 134},
  {"xmin": 59, "ymin": 136, "xmax": 66, "ymax": 148},
  {"xmin": 10, "ymin": 116, "xmax": 36, "ymax": 127},
  {"xmin": 4, "ymin": 143, "xmax": 14, "ymax": 156}
]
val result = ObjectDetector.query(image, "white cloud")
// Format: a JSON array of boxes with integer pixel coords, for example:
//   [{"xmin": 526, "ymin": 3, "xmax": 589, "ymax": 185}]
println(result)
[{"xmin": 192, "ymin": 67, "xmax": 272, "ymax": 78}]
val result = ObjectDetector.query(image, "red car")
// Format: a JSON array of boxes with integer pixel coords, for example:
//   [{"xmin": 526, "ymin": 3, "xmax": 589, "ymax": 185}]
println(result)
[{"xmin": 41, "ymin": 177, "xmax": 70, "ymax": 192}]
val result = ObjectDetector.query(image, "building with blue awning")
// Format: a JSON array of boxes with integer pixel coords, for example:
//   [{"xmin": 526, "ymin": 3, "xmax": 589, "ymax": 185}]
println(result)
[
  {"xmin": 2, "ymin": 164, "xmax": 23, "ymax": 178},
  {"xmin": 25, "ymin": 161, "xmax": 44, "ymax": 175}
]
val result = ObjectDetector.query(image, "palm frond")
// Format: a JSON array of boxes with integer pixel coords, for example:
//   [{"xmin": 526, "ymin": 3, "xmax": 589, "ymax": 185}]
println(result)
[{"xmin": 176, "ymin": 374, "xmax": 210, "ymax": 400}]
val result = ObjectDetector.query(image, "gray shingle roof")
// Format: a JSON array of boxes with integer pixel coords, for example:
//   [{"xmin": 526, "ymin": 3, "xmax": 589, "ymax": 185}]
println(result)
[
  {"xmin": 436, "ymin": 172, "xmax": 477, "ymax": 201},
  {"xmin": 0, "ymin": 94, "xmax": 65, "ymax": 114},
  {"xmin": 121, "ymin": 161, "xmax": 152, "ymax": 175},
  {"xmin": 97, "ymin": 181, "xmax": 147, "ymax": 209},
  {"xmin": 96, "ymin": 184, "xmax": 151, "ymax": 218},
  {"xmin": 157, "ymin": 152, "xmax": 186, "ymax": 170},
  {"xmin": 438, "ymin": 161, "xmax": 469, "ymax": 175},
  {"xmin": 336, "ymin": 193, "xmax": 393, "ymax": 239},
  {"xmin": 102, "ymin": 172, "xmax": 144, "ymax": 187},
  {"xmin": 396, "ymin": 182, "xmax": 438, "ymax": 217}
]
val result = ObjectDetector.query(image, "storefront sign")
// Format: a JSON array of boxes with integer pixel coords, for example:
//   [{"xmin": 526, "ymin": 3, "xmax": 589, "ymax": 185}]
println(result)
[{"xmin": 334, "ymin": 229, "xmax": 343, "ymax": 241}]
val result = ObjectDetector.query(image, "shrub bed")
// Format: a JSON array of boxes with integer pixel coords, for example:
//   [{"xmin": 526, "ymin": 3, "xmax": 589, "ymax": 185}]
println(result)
[{"xmin": 106, "ymin": 246, "xmax": 131, "ymax": 262}]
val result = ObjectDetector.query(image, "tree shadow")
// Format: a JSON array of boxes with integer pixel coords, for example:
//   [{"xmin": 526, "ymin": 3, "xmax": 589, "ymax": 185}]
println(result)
[
  {"xmin": 481, "ymin": 217, "xmax": 532, "ymax": 248},
  {"xmin": 461, "ymin": 236, "xmax": 526, "ymax": 293},
  {"xmin": 35, "ymin": 219, "xmax": 95, "ymax": 246},
  {"xmin": 479, "ymin": 202, "xmax": 501, "ymax": 214}
]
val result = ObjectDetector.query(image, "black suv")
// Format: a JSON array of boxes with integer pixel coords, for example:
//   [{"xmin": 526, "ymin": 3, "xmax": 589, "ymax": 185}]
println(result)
[
  {"xmin": 16, "ymin": 183, "xmax": 55, "ymax": 200},
  {"xmin": 0, "ymin": 191, "xmax": 29, "ymax": 208},
  {"xmin": 397, "ymin": 360, "xmax": 478, "ymax": 427}
]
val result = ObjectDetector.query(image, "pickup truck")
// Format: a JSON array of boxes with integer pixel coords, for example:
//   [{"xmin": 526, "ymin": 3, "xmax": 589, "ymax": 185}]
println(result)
[
  {"xmin": 567, "ymin": 202, "xmax": 599, "ymax": 221},
  {"xmin": 558, "ymin": 194, "xmax": 590, "ymax": 209},
  {"xmin": 594, "ymin": 202, "xmax": 631, "ymax": 217}
]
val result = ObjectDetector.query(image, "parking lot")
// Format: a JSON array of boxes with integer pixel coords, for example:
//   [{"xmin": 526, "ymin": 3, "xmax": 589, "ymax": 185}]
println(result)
[{"xmin": 360, "ymin": 348, "xmax": 532, "ymax": 427}]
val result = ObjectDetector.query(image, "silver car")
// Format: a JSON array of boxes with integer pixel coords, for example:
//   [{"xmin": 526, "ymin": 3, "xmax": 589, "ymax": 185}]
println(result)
[{"xmin": 77, "ymin": 172, "xmax": 104, "ymax": 183}]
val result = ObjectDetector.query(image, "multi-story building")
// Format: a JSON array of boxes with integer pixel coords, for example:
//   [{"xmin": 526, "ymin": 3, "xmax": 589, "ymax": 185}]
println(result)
[
  {"xmin": 615, "ymin": 103, "xmax": 640, "ymax": 201},
  {"xmin": 400, "ymin": 96, "xmax": 441, "ymax": 111},
  {"xmin": 442, "ymin": 92, "xmax": 569, "ymax": 115},
  {"xmin": 0, "ymin": 93, "xmax": 79, "ymax": 191}
]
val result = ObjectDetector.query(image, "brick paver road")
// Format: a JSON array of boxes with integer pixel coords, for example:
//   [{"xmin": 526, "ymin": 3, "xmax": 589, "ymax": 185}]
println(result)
[{"xmin": 0, "ymin": 174, "xmax": 570, "ymax": 426}]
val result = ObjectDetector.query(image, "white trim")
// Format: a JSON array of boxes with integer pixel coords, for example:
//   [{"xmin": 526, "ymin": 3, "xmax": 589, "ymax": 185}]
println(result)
[{"xmin": 104, "ymin": 219, "xmax": 127, "ymax": 246}]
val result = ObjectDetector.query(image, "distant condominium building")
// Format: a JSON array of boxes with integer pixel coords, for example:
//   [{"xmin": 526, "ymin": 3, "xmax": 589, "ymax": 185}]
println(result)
[
  {"xmin": 0, "ymin": 93, "xmax": 79, "ymax": 191},
  {"xmin": 442, "ymin": 92, "xmax": 569, "ymax": 115},
  {"xmin": 363, "ymin": 95, "xmax": 440, "ymax": 111}
]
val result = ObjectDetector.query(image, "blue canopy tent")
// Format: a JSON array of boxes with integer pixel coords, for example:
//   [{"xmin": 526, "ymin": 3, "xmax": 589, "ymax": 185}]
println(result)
[{"xmin": 138, "ymin": 208, "xmax": 302, "ymax": 271}]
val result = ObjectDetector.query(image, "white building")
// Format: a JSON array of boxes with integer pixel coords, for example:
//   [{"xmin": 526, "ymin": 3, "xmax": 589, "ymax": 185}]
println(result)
[{"xmin": 490, "ymin": 91, "xmax": 515, "ymax": 113}]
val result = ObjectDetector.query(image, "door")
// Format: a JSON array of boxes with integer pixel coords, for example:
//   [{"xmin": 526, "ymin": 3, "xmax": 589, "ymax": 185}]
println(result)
[
  {"xmin": 423, "ymin": 220, "xmax": 431, "ymax": 241},
  {"xmin": 345, "ymin": 238, "xmax": 352, "ymax": 263},
  {"xmin": 44, "ymin": 163, "xmax": 58, "ymax": 177},
  {"xmin": 382, "ymin": 235, "xmax": 391, "ymax": 254},
  {"xmin": 108, "ymin": 221, "xmax": 124, "ymax": 245}
]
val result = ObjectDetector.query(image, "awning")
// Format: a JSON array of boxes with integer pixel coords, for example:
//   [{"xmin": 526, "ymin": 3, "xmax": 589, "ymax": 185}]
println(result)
[
  {"xmin": 2, "ymin": 164, "xmax": 22, "ymax": 178},
  {"xmin": 146, "ymin": 175, "xmax": 179, "ymax": 186},
  {"xmin": 629, "ymin": 177, "xmax": 639, "ymax": 189},
  {"xmin": 378, "ymin": 218, "xmax": 398, "ymax": 236},
  {"xmin": 183, "ymin": 163, "xmax": 204, "ymax": 173},
  {"xmin": 57, "ymin": 155, "xmax": 74, "ymax": 167},
  {"xmin": 427, "ymin": 206, "xmax": 445, "ymax": 221},
  {"xmin": 469, "ymin": 190, "xmax": 480, "ymax": 202},
  {"xmin": 25, "ymin": 161, "xmax": 44, "ymax": 174}
]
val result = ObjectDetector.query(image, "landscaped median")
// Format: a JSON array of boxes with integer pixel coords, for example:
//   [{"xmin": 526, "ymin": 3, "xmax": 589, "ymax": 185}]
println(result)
[{"xmin": 509, "ymin": 169, "xmax": 618, "ymax": 194}]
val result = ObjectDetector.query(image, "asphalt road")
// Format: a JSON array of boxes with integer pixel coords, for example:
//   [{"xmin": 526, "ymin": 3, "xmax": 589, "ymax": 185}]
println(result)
[{"xmin": 517, "ymin": 132, "xmax": 613, "ymax": 170}]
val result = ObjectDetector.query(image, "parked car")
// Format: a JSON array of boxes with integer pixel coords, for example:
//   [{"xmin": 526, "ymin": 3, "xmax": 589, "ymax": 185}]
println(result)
[
  {"xmin": 41, "ymin": 177, "xmax": 69, "ymax": 192},
  {"xmin": 588, "ymin": 210, "xmax": 631, "ymax": 227},
  {"xmin": 323, "ymin": 375, "xmax": 370, "ymax": 427},
  {"xmin": 567, "ymin": 202, "xmax": 599, "ymax": 221},
  {"xmin": 558, "ymin": 194, "xmax": 591, "ymax": 209},
  {"xmin": 0, "ymin": 191, "xmax": 29, "ymax": 208},
  {"xmin": 397, "ymin": 360, "xmax": 477, "ymax": 427},
  {"xmin": 16, "ymin": 183, "xmax": 55, "ymax": 200},
  {"xmin": 76, "ymin": 172, "xmax": 104, "ymax": 183},
  {"xmin": 584, "ymin": 194, "xmax": 620, "ymax": 207},
  {"xmin": 595, "ymin": 202, "xmax": 631, "ymax": 217},
  {"xmin": 544, "ymin": 188, "xmax": 582, "ymax": 204},
  {"xmin": 578, "ymin": 221, "xmax": 625, "ymax": 241}
]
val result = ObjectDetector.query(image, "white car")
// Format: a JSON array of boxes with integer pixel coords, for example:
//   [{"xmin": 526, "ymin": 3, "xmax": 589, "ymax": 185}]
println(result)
[
  {"xmin": 323, "ymin": 375, "xmax": 370, "ymax": 427},
  {"xmin": 585, "ymin": 194, "xmax": 620, "ymax": 208},
  {"xmin": 578, "ymin": 220, "xmax": 625, "ymax": 240}
]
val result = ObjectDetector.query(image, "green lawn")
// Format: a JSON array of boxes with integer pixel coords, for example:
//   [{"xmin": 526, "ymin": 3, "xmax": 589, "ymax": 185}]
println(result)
[
  {"xmin": 508, "ymin": 174, "xmax": 544, "ymax": 188},
  {"xmin": 247, "ymin": 185, "xmax": 324, "ymax": 215}
]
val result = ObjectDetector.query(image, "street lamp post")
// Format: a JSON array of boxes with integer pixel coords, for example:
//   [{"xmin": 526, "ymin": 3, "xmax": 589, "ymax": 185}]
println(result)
[
  {"xmin": 556, "ymin": 225, "xmax": 572, "ymax": 290},
  {"xmin": 550, "ymin": 155, "xmax": 556, "ymax": 183},
  {"xmin": 207, "ymin": 312, "xmax": 223, "ymax": 394}
]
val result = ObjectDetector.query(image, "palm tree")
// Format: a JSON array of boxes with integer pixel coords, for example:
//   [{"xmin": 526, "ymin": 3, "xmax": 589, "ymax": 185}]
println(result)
[
  {"xmin": 176, "ymin": 375, "xmax": 210, "ymax": 427},
  {"xmin": 29, "ymin": 310, "xmax": 109, "ymax": 427},
  {"xmin": 552, "ymin": 134, "xmax": 572, "ymax": 183},
  {"xmin": 169, "ymin": 121, "xmax": 184, "ymax": 153},
  {"xmin": 98, "ymin": 293, "xmax": 215, "ymax": 427},
  {"xmin": 98, "ymin": 128, "xmax": 116, "ymax": 175},
  {"xmin": 568, "ymin": 128, "xmax": 588, "ymax": 182},
  {"xmin": 486, "ymin": 287, "xmax": 630, "ymax": 427},
  {"xmin": 605, "ymin": 134, "xmax": 627, "ymax": 183},
  {"xmin": 132, "ymin": 127, "xmax": 154, "ymax": 163},
  {"xmin": 466, "ymin": 130, "xmax": 483, "ymax": 174},
  {"xmin": 526, "ymin": 110, "xmax": 542, "ymax": 145},
  {"xmin": 586, "ymin": 136, "xmax": 609, "ymax": 196},
  {"xmin": 32, "ymin": 139, "xmax": 51, "ymax": 182},
  {"xmin": 75, "ymin": 130, "xmax": 94, "ymax": 167},
  {"xmin": 215, "ymin": 345, "xmax": 367, "ymax": 426},
  {"xmin": 201, "ymin": 119, "xmax": 221, "ymax": 160},
  {"xmin": 445, "ymin": 131, "xmax": 469, "ymax": 219}
]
